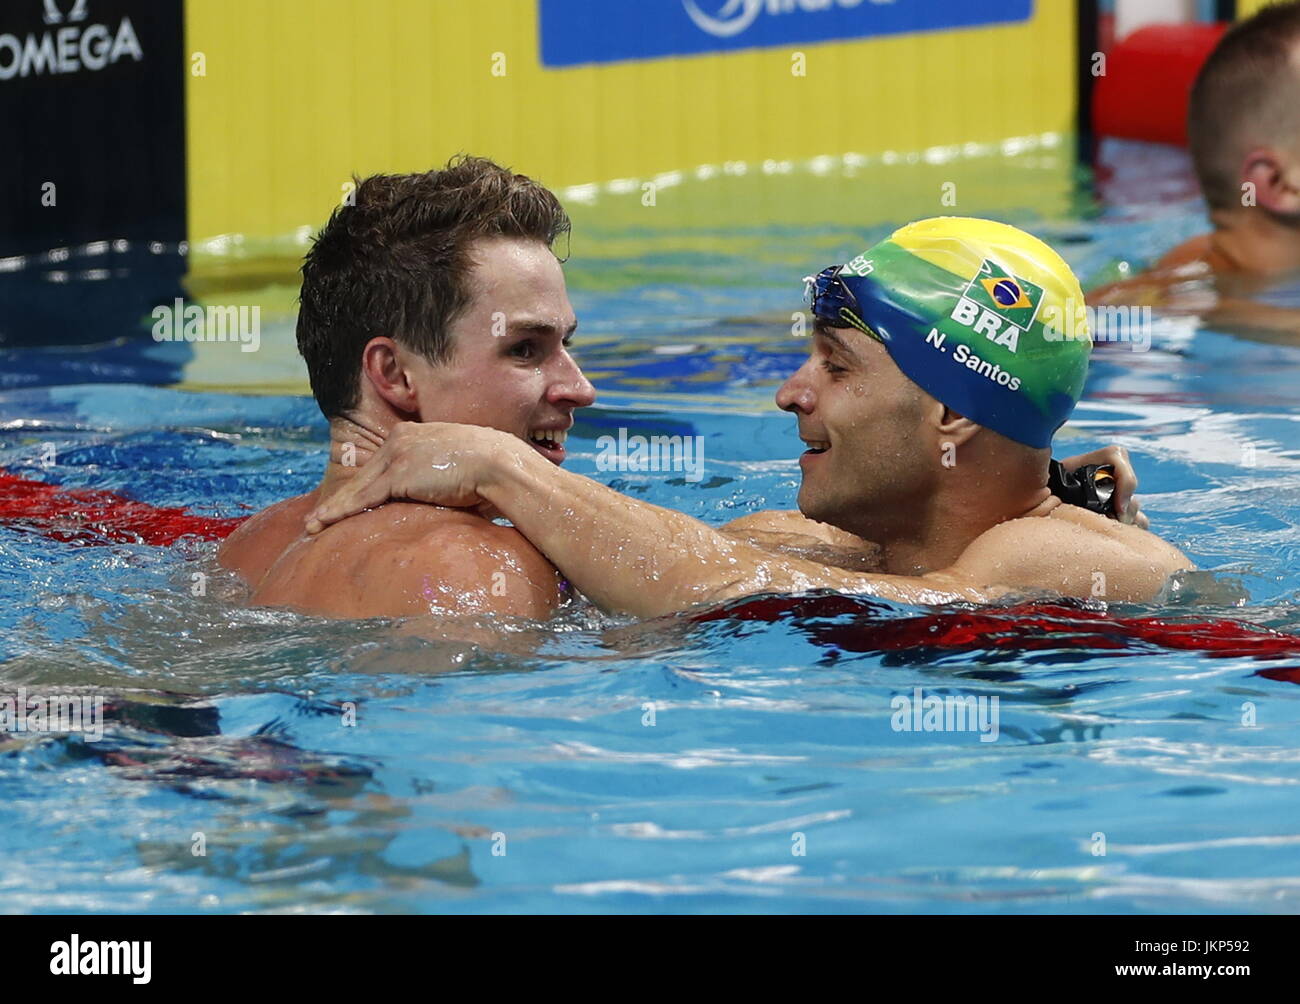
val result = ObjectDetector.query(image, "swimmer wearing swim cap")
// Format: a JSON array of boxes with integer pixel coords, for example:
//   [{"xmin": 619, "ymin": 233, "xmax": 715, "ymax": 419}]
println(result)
[
  {"xmin": 806, "ymin": 217, "xmax": 1091, "ymax": 449},
  {"xmin": 304, "ymin": 218, "xmax": 1193, "ymax": 617}
]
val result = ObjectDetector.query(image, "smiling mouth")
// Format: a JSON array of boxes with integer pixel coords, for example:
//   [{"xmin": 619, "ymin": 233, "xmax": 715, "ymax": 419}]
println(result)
[
  {"xmin": 801, "ymin": 439, "xmax": 830, "ymax": 455},
  {"xmin": 527, "ymin": 427, "xmax": 569, "ymax": 464}
]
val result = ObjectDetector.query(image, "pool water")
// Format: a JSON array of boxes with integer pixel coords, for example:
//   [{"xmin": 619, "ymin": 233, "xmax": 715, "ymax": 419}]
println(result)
[{"xmin": 3, "ymin": 143, "xmax": 1300, "ymax": 914}]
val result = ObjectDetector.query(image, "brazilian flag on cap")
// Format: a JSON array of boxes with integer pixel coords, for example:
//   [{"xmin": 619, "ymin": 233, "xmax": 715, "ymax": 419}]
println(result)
[
  {"xmin": 968, "ymin": 259, "xmax": 1044, "ymax": 328},
  {"xmin": 840, "ymin": 217, "xmax": 1091, "ymax": 449}
]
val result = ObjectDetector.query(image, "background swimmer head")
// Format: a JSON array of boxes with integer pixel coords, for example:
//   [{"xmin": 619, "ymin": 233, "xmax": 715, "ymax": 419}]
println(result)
[
  {"xmin": 296, "ymin": 155, "xmax": 595, "ymax": 466},
  {"xmin": 1189, "ymin": 1, "xmax": 1300, "ymax": 228},
  {"xmin": 780, "ymin": 218, "xmax": 1091, "ymax": 539}
]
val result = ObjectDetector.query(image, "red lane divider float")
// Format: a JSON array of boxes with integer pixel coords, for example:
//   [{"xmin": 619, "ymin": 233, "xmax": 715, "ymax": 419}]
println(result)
[
  {"xmin": 693, "ymin": 593, "xmax": 1300, "ymax": 683},
  {"xmin": 0, "ymin": 468, "xmax": 246, "ymax": 546},
  {"xmin": 1093, "ymin": 22, "xmax": 1227, "ymax": 147}
]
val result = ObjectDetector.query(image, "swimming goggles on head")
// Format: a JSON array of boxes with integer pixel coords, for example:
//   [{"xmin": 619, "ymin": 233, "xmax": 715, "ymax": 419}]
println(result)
[{"xmin": 804, "ymin": 265, "xmax": 885, "ymax": 344}]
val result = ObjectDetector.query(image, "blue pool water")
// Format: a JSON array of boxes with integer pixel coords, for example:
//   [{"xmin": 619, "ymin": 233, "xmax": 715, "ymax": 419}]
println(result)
[{"xmin": 4, "ymin": 146, "xmax": 1300, "ymax": 914}]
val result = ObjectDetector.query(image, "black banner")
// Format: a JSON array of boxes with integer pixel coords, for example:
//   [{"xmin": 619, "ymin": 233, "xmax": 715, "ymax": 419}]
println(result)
[
  {"xmin": 0, "ymin": 0, "xmax": 186, "ymax": 346},
  {"xmin": 0, "ymin": 913, "xmax": 1284, "ymax": 988}
]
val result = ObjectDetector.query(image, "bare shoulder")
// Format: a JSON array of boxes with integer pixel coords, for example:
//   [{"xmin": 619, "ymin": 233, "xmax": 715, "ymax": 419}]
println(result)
[
  {"xmin": 219, "ymin": 493, "xmax": 314, "ymax": 547},
  {"xmin": 954, "ymin": 505, "xmax": 1192, "ymax": 602},
  {"xmin": 254, "ymin": 503, "xmax": 561, "ymax": 618},
  {"xmin": 1155, "ymin": 234, "xmax": 1214, "ymax": 270},
  {"xmin": 1046, "ymin": 503, "xmax": 1191, "ymax": 566},
  {"xmin": 720, "ymin": 510, "xmax": 882, "ymax": 573},
  {"xmin": 1085, "ymin": 252, "xmax": 1214, "ymax": 310},
  {"xmin": 721, "ymin": 509, "xmax": 872, "ymax": 548},
  {"xmin": 216, "ymin": 492, "xmax": 317, "ymax": 585},
  {"xmin": 360, "ymin": 506, "xmax": 563, "ymax": 617}
]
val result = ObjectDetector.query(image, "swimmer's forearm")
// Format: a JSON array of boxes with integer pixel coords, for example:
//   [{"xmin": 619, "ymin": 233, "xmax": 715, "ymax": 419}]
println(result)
[
  {"xmin": 482, "ymin": 448, "xmax": 757, "ymax": 617},
  {"xmin": 303, "ymin": 423, "xmax": 984, "ymax": 612},
  {"xmin": 482, "ymin": 452, "xmax": 981, "ymax": 615}
]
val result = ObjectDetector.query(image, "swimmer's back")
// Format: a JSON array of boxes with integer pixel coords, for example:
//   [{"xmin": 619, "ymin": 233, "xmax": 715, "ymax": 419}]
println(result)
[{"xmin": 221, "ymin": 498, "xmax": 562, "ymax": 619}]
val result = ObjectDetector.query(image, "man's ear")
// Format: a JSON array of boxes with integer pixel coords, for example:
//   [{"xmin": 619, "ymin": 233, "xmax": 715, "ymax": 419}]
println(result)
[
  {"xmin": 1241, "ymin": 148, "xmax": 1300, "ymax": 216},
  {"xmin": 360, "ymin": 337, "xmax": 420, "ymax": 415},
  {"xmin": 934, "ymin": 403, "xmax": 981, "ymax": 448},
  {"xmin": 924, "ymin": 400, "xmax": 980, "ymax": 472}
]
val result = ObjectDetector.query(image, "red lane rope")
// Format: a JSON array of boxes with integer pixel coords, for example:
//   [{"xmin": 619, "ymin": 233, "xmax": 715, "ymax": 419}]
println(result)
[
  {"xmin": 693, "ymin": 594, "xmax": 1300, "ymax": 672},
  {"xmin": 0, "ymin": 468, "xmax": 245, "ymax": 546}
]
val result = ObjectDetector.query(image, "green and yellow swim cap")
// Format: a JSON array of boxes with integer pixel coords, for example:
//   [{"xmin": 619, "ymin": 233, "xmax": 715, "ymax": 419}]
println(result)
[{"xmin": 808, "ymin": 217, "xmax": 1092, "ymax": 449}]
